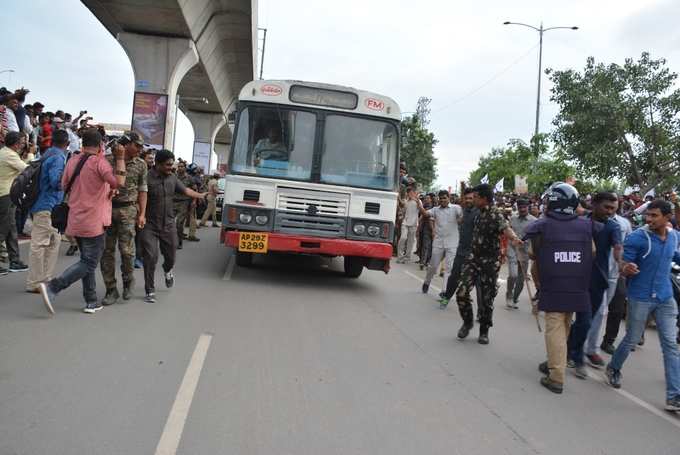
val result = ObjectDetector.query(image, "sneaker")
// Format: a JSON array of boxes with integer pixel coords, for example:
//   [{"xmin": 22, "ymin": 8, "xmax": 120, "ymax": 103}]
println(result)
[
  {"xmin": 0, "ymin": 267, "xmax": 8, "ymax": 276},
  {"xmin": 134, "ymin": 258, "xmax": 143, "ymax": 269},
  {"xmin": 186, "ymin": 236, "xmax": 200, "ymax": 242},
  {"xmin": 422, "ymin": 282, "xmax": 429, "ymax": 294},
  {"xmin": 165, "ymin": 270, "xmax": 175, "ymax": 288},
  {"xmin": 438, "ymin": 292, "xmax": 446, "ymax": 299},
  {"xmin": 567, "ymin": 359, "xmax": 576, "ymax": 369},
  {"xmin": 600, "ymin": 342, "xmax": 616, "ymax": 355},
  {"xmin": 102, "ymin": 288, "xmax": 120, "ymax": 306},
  {"xmin": 9, "ymin": 261, "xmax": 29, "ymax": 272},
  {"xmin": 144, "ymin": 293, "xmax": 156, "ymax": 304},
  {"xmin": 25, "ymin": 287, "xmax": 40, "ymax": 294},
  {"xmin": 177, "ymin": 243, "xmax": 183, "ymax": 250},
  {"xmin": 457, "ymin": 323, "xmax": 472, "ymax": 340},
  {"xmin": 65, "ymin": 245, "xmax": 78, "ymax": 256},
  {"xmin": 606, "ymin": 364, "xmax": 622, "ymax": 389},
  {"xmin": 664, "ymin": 396, "xmax": 680, "ymax": 412},
  {"xmin": 538, "ymin": 361, "xmax": 549, "ymax": 375},
  {"xmin": 540, "ymin": 376, "xmax": 563, "ymax": 394},
  {"xmin": 572, "ymin": 365, "xmax": 588, "ymax": 379},
  {"xmin": 38, "ymin": 282, "xmax": 55, "ymax": 315},
  {"xmin": 439, "ymin": 298, "xmax": 449, "ymax": 310},
  {"xmin": 512, "ymin": 301, "xmax": 519, "ymax": 309},
  {"xmin": 83, "ymin": 302, "xmax": 103, "ymax": 314},
  {"xmin": 586, "ymin": 353, "xmax": 605, "ymax": 368},
  {"xmin": 505, "ymin": 297, "xmax": 513, "ymax": 310}
]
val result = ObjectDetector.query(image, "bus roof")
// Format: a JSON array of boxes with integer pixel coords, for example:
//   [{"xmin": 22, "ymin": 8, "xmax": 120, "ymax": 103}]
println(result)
[{"xmin": 238, "ymin": 80, "xmax": 402, "ymax": 121}]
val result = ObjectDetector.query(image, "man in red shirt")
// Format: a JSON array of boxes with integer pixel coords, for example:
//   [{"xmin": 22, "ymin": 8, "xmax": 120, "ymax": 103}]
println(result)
[
  {"xmin": 38, "ymin": 128, "xmax": 127, "ymax": 314},
  {"xmin": 38, "ymin": 114, "xmax": 52, "ymax": 152}
]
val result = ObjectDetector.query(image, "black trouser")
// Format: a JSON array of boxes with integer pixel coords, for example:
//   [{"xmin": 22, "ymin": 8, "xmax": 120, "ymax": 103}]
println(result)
[
  {"xmin": 140, "ymin": 224, "xmax": 177, "ymax": 294},
  {"xmin": 443, "ymin": 253, "xmax": 467, "ymax": 298},
  {"xmin": 602, "ymin": 277, "xmax": 627, "ymax": 346},
  {"xmin": 0, "ymin": 195, "xmax": 20, "ymax": 264},
  {"xmin": 135, "ymin": 226, "xmax": 143, "ymax": 262}
]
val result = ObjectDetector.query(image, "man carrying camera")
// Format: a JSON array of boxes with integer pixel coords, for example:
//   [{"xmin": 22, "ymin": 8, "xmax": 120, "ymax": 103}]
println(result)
[{"xmin": 100, "ymin": 132, "xmax": 147, "ymax": 305}]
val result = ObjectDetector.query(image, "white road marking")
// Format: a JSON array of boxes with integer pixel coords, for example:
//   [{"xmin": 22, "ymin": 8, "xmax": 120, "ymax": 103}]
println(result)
[
  {"xmin": 155, "ymin": 333, "xmax": 213, "ymax": 455},
  {"xmin": 403, "ymin": 270, "xmax": 441, "ymax": 293},
  {"xmin": 222, "ymin": 253, "xmax": 235, "ymax": 281},
  {"xmin": 586, "ymin": 366, "xmax": 680, "ymax": 430}
]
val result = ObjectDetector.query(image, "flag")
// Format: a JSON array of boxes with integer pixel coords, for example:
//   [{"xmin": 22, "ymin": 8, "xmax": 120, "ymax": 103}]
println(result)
[
  {"xmin": 494, "ymin": 178, "xmax": 504, "ymax": 193},
  {"xmin": 480, "ymin": 174, "xmax": 489, "ymax": 184},
  {"xmin": 644, "ymin": 188, "xmax": 655, "ymax": 199}
]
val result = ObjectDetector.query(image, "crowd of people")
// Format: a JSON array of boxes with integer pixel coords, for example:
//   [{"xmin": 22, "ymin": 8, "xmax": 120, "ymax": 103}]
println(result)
[
  {"xmin": 0, "ymin": 86, "xmax": 222, "ymax": 312},
  {"xmin": 395, "ymin": 164, "xmax": 680, "ymax": 411}
]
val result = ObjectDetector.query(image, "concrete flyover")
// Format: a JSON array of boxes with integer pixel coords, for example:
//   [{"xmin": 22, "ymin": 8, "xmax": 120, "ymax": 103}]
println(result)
[{"xmin": 81, "ymin": 0, "xmax": 258, "ymax": 170}]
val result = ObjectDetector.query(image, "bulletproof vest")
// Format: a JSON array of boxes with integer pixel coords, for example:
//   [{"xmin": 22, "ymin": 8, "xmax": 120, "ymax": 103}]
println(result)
[{"xmin": 537, "ymin": 213, "xmax": 593, "ymax": 313}]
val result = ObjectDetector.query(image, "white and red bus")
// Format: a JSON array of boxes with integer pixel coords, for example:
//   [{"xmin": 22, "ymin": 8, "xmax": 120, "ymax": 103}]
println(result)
[{"xmin": 221, "ymin": 80, "xmax": 401, "ymax": 277}]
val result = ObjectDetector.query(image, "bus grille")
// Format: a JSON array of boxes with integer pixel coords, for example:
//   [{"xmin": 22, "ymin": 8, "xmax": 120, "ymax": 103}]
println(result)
[
  {"xmin": 274, "ymin": 212, "xmax": 346, "ymax": 238},
  {"xmin": 276, "ymin": 190, "xmax": 348, "ymax": 217}
]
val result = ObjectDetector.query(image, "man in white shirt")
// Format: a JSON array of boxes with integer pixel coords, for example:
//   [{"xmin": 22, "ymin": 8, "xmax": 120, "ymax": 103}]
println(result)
[
  {"xmin": 3, "ymin": 96, "xmax": 20, "ymax": 133},
  {"xmin": 417, "ymin": 190, "xmax": 463, "ymax": 294},
  {"xmin": 396, "ymin": 187, "xmax": 419, "ymax": 263}
]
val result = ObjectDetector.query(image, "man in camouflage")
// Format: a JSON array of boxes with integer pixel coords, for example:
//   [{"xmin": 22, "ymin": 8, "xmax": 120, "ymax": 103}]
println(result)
[
  {"xmin": 456, "ymin": 184, "xmax": 523, "ymax": 345},
  {"xmin": 173, "ymin": 161, "xmax": 193, "ymax": 249},
  {"xmin": 101, "ymin": 132, "xmax": 147, "ymax": 304}
]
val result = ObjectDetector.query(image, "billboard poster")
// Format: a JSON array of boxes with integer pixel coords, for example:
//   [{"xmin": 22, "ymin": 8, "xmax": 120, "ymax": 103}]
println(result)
[
  {"xmin": 193, "ymin": 141, "xmax": 211, "ymax": 172},
  {"xmin": 131, "ymin": 92, "xmax": 168, "ymax": 150},
  {"xmin": 514, "ymin": 175, "xmax": 529, "ymax": 194}
]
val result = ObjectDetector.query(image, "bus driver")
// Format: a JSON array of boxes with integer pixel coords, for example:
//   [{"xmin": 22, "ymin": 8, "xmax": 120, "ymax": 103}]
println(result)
[{"xmin": 254, "ymin": 122, "xmax": 288, "ymax": 162}]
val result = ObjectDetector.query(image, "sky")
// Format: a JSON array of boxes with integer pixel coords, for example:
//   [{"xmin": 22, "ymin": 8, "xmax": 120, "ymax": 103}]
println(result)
[{"xmin": 5, "ymin": 0, "xmax": 680, "ymax": 186}]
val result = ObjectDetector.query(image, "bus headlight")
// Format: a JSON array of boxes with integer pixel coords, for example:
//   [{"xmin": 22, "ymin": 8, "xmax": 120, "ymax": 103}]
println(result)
[
  {"xmin": 239, "ymin": 212, "xmax": 253, "ymax": 224},
  {"xmin": 367, "ymin": 225, "xmax": 380, "ymax": 237},
  {"xmin": 255, "ymin": 214, "xmax": 269, "ymax": 225},
  {"xmin": 353, "ymin": 223, "xmax": 366, "ymax": 235}
]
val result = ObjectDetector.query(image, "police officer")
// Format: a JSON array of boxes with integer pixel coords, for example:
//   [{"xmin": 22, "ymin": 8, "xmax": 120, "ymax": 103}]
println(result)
[
  {"xmin": 455, "ymin": 184, "xmax": 522, "ymax": 344},
  {"xmin": 524, "ymin": 183, "xmax": 594, "ymax": 394},
  {"xmin": 101, "ymin": 132, "xmax": 147, "ymax": 305},
  {"xmin": 173, "ymin": 161, "xmax": 192, "ymax": 249}
]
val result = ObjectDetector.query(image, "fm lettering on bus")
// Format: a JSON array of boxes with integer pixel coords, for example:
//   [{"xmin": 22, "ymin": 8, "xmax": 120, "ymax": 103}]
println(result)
[
  {"xmin": 554, "ymin": 251, "xmax": 581, "ymax": 263},
  {"xmin": 365, "ymin": 98, "xmax": 385, "ymax": 111}
]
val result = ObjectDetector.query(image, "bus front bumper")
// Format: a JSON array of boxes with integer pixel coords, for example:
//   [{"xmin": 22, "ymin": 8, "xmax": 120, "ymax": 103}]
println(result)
[{"xmin": 224, "ymin": 231, "xmax": 393, "ymax": 260}]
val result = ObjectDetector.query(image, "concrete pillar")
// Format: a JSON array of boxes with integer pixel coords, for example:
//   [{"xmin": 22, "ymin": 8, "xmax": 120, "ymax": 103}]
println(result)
[
  {"xmin": 117, "ymin": 32, "xmax": 199, "ymax": 151},
  {"xmin": 184, "ymin": 111, "xmax": 225, "ymax": 172},
  {"xmin": 214, "ymin": 142, "xmax": 230, "ymax": 172}
]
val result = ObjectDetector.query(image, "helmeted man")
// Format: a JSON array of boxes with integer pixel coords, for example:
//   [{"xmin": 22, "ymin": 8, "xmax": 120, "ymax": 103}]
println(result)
[
  {"xmin": 505, "ymin": 199, "xmax": 537, "ymax": 309},
  {"xmin": 456, "ymin": 184, "xmax": 522, "ymax": 344},
  {"xmin": 525, "ymin": 183, "xmax": 595, "ymax": 394},
  {"xmin": 100, "ymin": 132, "xmax": 147, "ymax": 304}
]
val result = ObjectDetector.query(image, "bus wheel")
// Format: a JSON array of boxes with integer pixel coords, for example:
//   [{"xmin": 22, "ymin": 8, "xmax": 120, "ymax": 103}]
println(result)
[
  {"xmin": 235, "ymin": 251, "xmax": 253, "ymax": 267},
  {"xmin": 344, "ymin": 256, "xmax": 363, "ymax": 278}
]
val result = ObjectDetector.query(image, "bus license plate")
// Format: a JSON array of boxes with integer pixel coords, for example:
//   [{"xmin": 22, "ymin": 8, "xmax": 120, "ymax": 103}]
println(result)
[{"xmin": 238, "ymin": 232, "xmax": 268, "ymax": 253}]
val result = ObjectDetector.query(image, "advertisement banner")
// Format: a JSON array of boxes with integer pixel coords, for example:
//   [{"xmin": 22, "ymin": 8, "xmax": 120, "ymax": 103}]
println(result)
[
  {"xmin": 514, "ymin": 175, "xmax": 529, "ymax": 194},
  {"xmin": 193, "ymin": 141, "xmax": 211, "ymax": 172},
  {"xmin": 131, "ymin": 92, "xmax": 168, "ymax": 150}
]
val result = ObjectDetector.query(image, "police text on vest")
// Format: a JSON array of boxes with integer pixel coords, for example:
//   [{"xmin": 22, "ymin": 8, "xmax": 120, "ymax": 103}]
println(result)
[{"xmin": 554, "ymin": 252, "xmax": 581, "ymax": 263}]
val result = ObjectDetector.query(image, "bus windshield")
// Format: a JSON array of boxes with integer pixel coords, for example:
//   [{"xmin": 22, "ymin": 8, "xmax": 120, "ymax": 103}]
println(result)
[{"xmin": 231, "ymin": 105, "xmax": 398, "ymax": 191}]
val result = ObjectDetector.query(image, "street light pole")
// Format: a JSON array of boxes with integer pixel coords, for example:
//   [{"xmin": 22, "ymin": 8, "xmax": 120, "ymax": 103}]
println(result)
[
  {"xmin": 503, "ymin": 22, "xmax": 578, "ymax": 141},
  {"xmin": 0, "ymin": 69, "xmax": 15, "ymax": 86}
]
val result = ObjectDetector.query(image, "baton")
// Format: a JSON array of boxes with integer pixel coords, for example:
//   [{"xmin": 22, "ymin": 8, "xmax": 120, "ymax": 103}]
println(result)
[{"xmin": 517, "ymin": 259, "xmax": 542, "ymax": 333}]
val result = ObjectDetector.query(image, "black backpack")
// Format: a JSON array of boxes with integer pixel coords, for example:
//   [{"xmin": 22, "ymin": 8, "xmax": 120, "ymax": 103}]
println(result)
[{"xmin": 9, "ymin": 151, "xmax": 57, "ymax": 210}]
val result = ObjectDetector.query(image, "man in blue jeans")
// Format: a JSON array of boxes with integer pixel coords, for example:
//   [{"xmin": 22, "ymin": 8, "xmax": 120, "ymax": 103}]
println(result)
[
  {"xmin": 567, "ymin": 192, "xmax": 622, "ymax": 379},
  {"xmin": 606, "ymin": 200, "xmax": 680, "ymax": 412}
]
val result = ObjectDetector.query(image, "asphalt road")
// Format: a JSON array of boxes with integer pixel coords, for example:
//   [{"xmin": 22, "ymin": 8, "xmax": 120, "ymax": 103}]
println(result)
[{"xmin": 1, "ymin": 233, "xmax": 679, "ymax": 455}]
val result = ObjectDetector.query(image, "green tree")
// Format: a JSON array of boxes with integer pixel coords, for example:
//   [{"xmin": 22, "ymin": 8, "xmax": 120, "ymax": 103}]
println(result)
[
  {"xmin": 548, "ymin": 52, "xmax": 680, "ymax": 193},
  {"xmin": 400, "ymin": 114, "xmax": 438, "ymax": 190},
  {"xmin": 469, "ymin": 135, "xmax": 575, "ymax": 194}
]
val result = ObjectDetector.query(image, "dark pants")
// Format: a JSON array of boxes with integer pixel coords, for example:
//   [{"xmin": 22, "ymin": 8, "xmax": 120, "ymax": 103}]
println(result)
[
  {"xmin": 140, "ymin": 224, "xmax": 177, "ymax": 293},
  {"xmin": 418, "ymin": 228, "xmax": 433, "ymax": 266},
  {"xmin": 444, "ymin": 253, "xmax": 467, "ymax": 298},
  {"xmin": 16, "ymin": 205, "xmax": 29, "ymax": 235},
  {"xmin": 0, "ymin": 195, "xmax": 20, "ymax": 264},
  {"xmin": 603, "ymin": 277, "xmax": 628, "ymax": 346},
  {"xmin": 567, "ymin": 284, "xmax": 607, "ymax": 366},
  {"xmin": 48, "ymin": 234, "xmax": 106, "ymax": 304},
  {"xmin": 135, "ymin": 226, "xmax": 143, "ymax": 262}
]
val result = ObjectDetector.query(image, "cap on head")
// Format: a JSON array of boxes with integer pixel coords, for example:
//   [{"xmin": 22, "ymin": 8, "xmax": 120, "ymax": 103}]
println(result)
[{"xmin": 127, "ymin": 131, "xmax": 144, "ymax": 146}]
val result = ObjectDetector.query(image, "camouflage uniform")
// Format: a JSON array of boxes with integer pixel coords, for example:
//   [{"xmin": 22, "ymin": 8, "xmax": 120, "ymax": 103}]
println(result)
[
  {"xmin": 456, "ymin": 205, "xmax": 508, "ymax": 328},
  {"xmin": 100, "ymin": 156, "xmax": 148, "ymax": 292},
  {"xmin": 174, "ymin": 172, "xmax": 193, "ymax": 246}
]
